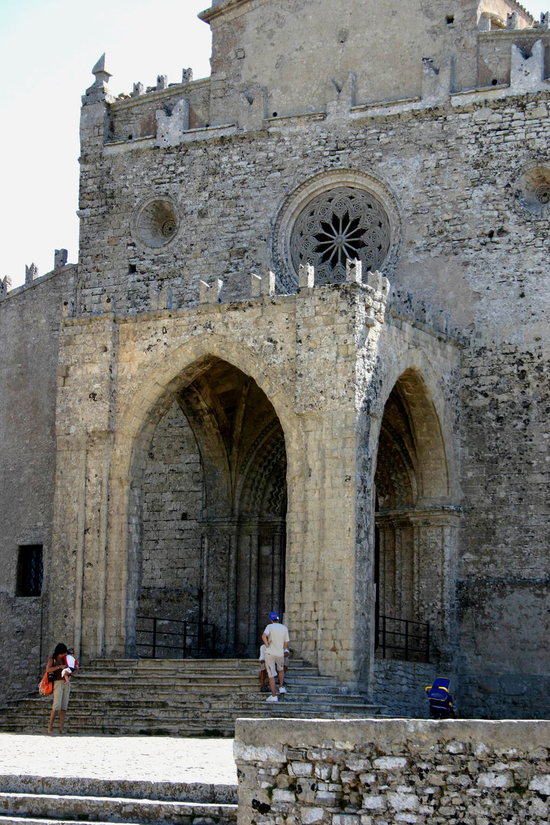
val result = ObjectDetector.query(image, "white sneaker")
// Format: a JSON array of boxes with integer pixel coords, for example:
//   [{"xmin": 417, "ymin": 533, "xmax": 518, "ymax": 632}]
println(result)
[
  {"xmin": 266, "ymin": 695, "xmax": 278, "ymax": 702},
  {"xmin": 279, "ymin": 686, "xmax": 287, "ymax": 694}
]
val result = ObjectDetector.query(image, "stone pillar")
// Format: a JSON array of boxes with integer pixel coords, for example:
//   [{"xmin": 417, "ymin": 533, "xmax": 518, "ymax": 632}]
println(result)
[
  {"xmin": 200, "ymin": 518, "xmax": 236, "ymax": 653},
  {"xmin": 291, "ymin": 281, "xmax": 387, "ymax": 684},
  {"xmin": 50, "ymin": 313, "xmax": 118, "ymax": 662},
  {"xmin": 409, "ymin": 508, "xmax": 461, "ymax": 661}
]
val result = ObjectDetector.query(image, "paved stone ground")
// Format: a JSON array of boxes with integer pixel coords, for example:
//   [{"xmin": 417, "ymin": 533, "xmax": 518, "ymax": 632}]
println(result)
[{"xmin": 0, "ymin": 733, "xmax": 237, "ymax": 785}]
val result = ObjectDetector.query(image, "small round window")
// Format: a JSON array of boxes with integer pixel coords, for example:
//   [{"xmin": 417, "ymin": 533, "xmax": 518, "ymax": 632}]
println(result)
[
  {"xmin": 134, "ymin": 199, "xmax": 179, "ymax": 248},
  {"xmin": 514, "ymin": 165, "xmax": 550, "ymax": 216},
  {"xmin": 290, "ymin": 187, "xmax": 391, "ymax": 284}
]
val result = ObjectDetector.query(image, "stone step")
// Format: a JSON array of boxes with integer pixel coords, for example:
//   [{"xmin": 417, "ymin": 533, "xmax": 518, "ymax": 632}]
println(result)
[
  {"xmin": 0, "ymin": 723, "xmax": 236, "ymax": 737},
  {"xmin": 6, "ymin": 708, "xmax": 380, "ymax": 726},
  {"xmin": 75, "ymin": 667, "xmax": 350, "ymax": 680},
  {"xmin": 0, "ymin": 776, "xmax": 237, "ymax": 805},
  {"xmin": 77, "ymin": 672, "xmax": 324, "ymax": 684},
  {"xmin": 25, "ymin": 702, "xmax": 379, "ymax": 717},
  {"xmin": 69, "ymin": 685, "xmax": 363, "ymax": 699},
  {"xmin": 3, "ymin": 700, "xmax": 380, "ymax": 720},
  {"xmin": 88, "ymin": 659, "xmax": 319, "ymax": 673},
  {"xmin": 0, "ymin": 707, "xmax": 381, "ymax": 734},
  {"xmin": 0, "ymin": 792, "xmax": 237, "ymax": 825},
  {"xmin": 6, "ymin": 695, "xmax": 378, "ymax": 718},
  {"xmin": 9, "ymin": 676, "xmax": 339, "ymax": 690},
  {"xmin": 0, "ymin": 819, "xmax": 145, "ymax": 825},
  {"xmin": 66, "ymin": 686, "xmax": 352, "ymax": 700},
  {"xmin": 0, "ymin": 658, "xmax": 383, "ymax": 736}
]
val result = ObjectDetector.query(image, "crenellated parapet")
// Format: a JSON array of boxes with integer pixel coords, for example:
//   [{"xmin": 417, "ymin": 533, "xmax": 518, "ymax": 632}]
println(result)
[
  {"xmin": 388, "ymin": 287, "xmax": 454, "ymax": 340},
  {"xmin": 1, "ymin": 250, "xmax": 74, "ymax": 304},
  {"xmin": 199, "ymin": 278, "xmax": 224, "ymax": 304},
  {"xmin": 195, "ymin": 262, "xmax": 397, "ymax": 334},
  {"xmin": 81, "ymin": 5, "xmax": 550, "ymax": 157},
  {"xmin": 54, "ymin": 249, "xmax": 68, "ymax": 270},
  {"xmin": 90, "ymin": 261, "xmax": 456, "ymax": 342}
]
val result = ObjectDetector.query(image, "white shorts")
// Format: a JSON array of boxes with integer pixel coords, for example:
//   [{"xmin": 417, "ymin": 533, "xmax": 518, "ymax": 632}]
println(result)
[{"xmin": 265, "ymin": 652, "xmax": 284, "ymax": 678}]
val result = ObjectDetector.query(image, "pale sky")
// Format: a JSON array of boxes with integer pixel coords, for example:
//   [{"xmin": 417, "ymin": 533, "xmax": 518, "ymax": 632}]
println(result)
[
  {"xmin": 0, "ymin": 0, "xmax": 548, "ymax": 288},
  {"xmin": 0, "ymin": 0, "xmax": 211, "ymax": 287}
]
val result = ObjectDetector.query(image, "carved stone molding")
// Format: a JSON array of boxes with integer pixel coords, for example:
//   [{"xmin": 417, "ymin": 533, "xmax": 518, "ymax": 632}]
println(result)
[
  {"xmin": 514, "ymin": 162, "xmax": 550, "ymax": 217},
  {"xmin": 132, "ymin": 196, "xmax": 179, "ymax": 248},
  {"xmin": 273, "ymin": 169, "xmax": 402, "ymax": 292}
]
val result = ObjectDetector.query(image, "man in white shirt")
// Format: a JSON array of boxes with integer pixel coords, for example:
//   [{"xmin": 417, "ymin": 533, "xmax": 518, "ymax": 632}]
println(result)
[{"xmin": 262, "ymin": 611, "xmax": 290, "ymax": 703}]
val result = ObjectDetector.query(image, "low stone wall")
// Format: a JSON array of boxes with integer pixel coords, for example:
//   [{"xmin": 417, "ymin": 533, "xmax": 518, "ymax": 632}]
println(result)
[{"xmin": 234, "ymin": 718, "xmax": 550, "ymax": 825}]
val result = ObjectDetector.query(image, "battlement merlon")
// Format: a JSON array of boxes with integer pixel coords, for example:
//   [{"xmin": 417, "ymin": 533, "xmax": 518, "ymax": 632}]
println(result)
[
  {"xmin": 80, "ymin": 55, "xmax": 116, "ymax": 155},
  {"xmin": 82, "ymin": 54, "xmax": 115, "ymax": 105}
]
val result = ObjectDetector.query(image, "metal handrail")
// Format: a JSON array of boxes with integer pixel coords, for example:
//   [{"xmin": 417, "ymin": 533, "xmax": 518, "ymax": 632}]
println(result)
[
  {"xmin": 136, "ymin": 615, "xmax": 215, "ymax": 659},
  {"xmin": 376, "ymin": 614, "xmax": 430, "ymax": 663}
]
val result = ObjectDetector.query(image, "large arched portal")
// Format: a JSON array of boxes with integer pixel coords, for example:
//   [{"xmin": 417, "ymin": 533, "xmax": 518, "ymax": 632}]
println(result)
[
  {"xmin": 132, "ymin": 358, "xmax": 286, "ymax": 658},
  {"xmin": 374, "ymin": 368, "xmax": 457, "ymax": 662}
]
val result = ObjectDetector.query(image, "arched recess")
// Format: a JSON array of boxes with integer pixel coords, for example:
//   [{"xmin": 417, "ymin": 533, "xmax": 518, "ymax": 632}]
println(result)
[
  {"xmin": 128, "ymin": 355, "xmax": 288, "ymax": 658},
  {"xmin": 373, "ymin": 367, "xmax": 459, "ymax": 661}
]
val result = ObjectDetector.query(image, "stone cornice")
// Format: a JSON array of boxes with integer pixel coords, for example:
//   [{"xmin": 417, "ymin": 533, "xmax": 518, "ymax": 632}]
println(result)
[{"xmin": 199, "ymin": 0, "xmax": 270, "ymax": 25}]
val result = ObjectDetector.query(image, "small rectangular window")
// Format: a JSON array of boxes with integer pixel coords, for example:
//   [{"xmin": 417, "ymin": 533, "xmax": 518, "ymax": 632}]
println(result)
[{"xmin": 16, "ymin": 545, "xmax": 43, "ymax": 596}]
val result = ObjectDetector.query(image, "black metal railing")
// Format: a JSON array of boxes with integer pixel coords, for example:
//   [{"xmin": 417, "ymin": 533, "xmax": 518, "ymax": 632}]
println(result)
[
  {"xmin": 376, "ymin": 614, "xmax": 430, "ymax": 663},
  {"xmin": 136, "ymin": 615, "xmax": 216, "ymax": 659}
]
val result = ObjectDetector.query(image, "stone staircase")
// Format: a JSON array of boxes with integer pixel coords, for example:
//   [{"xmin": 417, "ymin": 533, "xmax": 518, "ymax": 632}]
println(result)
[
  {"xmin": 0, "ymin": 659, "xmax": 383, "ymax": 736},
  {"xmin": 0, "ymin": 773, "xmax": 237, "ymax": 825}
]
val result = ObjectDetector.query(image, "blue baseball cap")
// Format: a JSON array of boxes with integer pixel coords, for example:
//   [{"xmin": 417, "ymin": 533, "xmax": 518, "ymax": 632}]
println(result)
[{"xmin": 269, "ymin": 611, "xmax": 279, "ymax": 621}]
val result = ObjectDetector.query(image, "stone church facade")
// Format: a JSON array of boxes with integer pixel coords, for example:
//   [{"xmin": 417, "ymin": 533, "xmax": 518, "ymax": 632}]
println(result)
[{"xmin": 1, "ymin": 0, "xmax": 549, "ymax": 718}]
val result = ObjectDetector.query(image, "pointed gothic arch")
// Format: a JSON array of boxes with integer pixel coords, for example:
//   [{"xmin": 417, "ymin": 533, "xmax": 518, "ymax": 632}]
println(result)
[
  {"xmin": 123, "ymin": 354, "xmax": 288, "ymax": 658},
  {"xmin": 374, "ymin": 367, "xmax": 458, "ymax": 661},
  {"xmin": 98, "ymin": 335, "xmax": 303, "ymax": 660}
]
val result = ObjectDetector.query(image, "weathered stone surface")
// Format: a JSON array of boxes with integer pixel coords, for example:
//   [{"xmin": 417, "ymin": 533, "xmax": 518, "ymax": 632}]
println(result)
[
  {"xmin": 0, "ymin": 0, "xmax": 549, "ymax": 721},
  {"xmin": 235, "ymin": 719, "xmax": 550, "ymax": 825}
]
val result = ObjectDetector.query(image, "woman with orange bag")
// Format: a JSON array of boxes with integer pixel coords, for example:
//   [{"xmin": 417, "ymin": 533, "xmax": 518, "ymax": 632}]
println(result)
[{"xmin": 46, "ymin": 643, "xmax": 78, "ymax": 734}]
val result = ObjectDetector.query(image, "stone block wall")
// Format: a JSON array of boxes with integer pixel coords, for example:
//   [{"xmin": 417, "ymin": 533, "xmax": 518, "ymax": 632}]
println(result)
[
  {"xmin": 0, "ymin": 268, "xmax": 73, "ymax": 705},
  {"xmin": 458, "ymin": 335, "xmax": 550, "ymax": 717},
  {"xmin": 371, "ymin": 659, "xmax": 441, "ymax": 718},
  {"xmin": 202, "ymin": 0, "xmax": 536, "ymax": 125},
  {"xmin": 139, "ymin": 401, "xmax": 204, "ymax": 629},
  {"xmin": 77, "ymin": 90, "xmax": 550, "ymax": 340},
  {"xmin": 0, "ymin": 593, "xmax": 42, "ymax": 706},
  {"xmin": 49, "ymin": 283, "xmax": 381, "ymax": 674},
  {"xmin": 234, "ymin": 718, "xmax": 550, "ymax": 825}
]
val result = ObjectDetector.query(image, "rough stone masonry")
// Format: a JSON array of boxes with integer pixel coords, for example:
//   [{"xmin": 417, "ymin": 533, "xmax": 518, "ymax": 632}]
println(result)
[{"xmin": 234, "ymin": 718, "xmax": 550, "ymax": 825}]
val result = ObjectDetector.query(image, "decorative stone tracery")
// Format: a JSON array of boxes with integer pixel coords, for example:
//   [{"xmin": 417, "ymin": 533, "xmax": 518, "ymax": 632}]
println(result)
[
  {"xmin": 514, "ymin": 163, "xmax": 550, "ymax": 216},
  {"xmin": 290, "ymin": 186, "xmax": 391, "ymax": 283},
  {"xmin": 273, "ymin": 169, "xmax": 402, "ymax": 291},
  {"xmin": 133, "ymin": 197, "xmax": 179, "ymax": 248}
]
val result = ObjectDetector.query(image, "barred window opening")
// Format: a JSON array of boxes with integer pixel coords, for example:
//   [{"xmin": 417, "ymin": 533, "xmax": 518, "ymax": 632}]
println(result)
[{"xmin": 16, "ymin": 545, "xmax": 43, "ymax": 597}]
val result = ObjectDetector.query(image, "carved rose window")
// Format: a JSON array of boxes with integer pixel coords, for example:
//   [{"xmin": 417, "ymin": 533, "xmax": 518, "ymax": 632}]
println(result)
[
  {"xmin": 290, "ymin": 187, "xmax": 391, "ymax": 283},
  {"xmin": 134, "ymin": 198, "xmax": 179, "ymax": 248},
  {"xmin": 514, "ymin": 165, "xmax": 550, "ymax": 216}
]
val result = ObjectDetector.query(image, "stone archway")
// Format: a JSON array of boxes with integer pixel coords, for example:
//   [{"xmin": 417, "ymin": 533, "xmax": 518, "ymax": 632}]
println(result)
[
  {"xmin": 132, "ymin": 356, "xmax": 287, "ymax": 658},
  {"xmin": 374, "ymin": 368, "xmax": 458, "ymax": 661}
]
